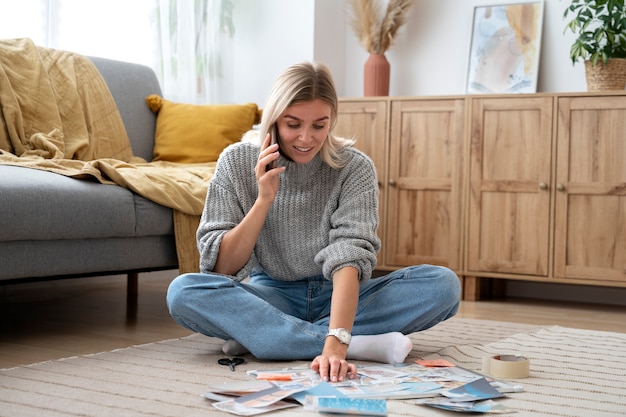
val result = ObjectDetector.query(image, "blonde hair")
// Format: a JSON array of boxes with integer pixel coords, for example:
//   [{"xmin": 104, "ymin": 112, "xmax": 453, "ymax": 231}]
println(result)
[{"xmin": 259, "ymin": 62, "xmax": 355, "ymax": 169}]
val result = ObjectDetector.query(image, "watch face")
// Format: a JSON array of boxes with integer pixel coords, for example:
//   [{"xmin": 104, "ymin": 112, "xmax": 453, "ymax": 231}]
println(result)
[
  {"xmin": 337, "ymin": 329, "xmax": 351, "ymax": 344},
  {"xmin": 328, "ymin": 328, "xmax": 352, "ymax": 344}
]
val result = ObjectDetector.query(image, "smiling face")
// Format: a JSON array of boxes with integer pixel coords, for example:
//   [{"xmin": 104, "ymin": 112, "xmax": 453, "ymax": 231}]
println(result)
[{"xmin": 275, "ymin": 99, "xmax": 331, "ymax": 165}]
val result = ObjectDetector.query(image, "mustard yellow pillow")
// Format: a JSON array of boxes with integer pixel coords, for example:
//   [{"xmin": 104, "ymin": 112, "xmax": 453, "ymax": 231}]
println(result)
[{"xmin": 145, "ymin": 94, "xmax": 262, "ymax": 163}]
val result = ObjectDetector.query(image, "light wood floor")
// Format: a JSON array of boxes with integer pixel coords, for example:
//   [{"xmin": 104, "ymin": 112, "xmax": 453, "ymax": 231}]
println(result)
[{"xmin": 1, "ymin": 270, "xmax": 625, "ymax": 369}]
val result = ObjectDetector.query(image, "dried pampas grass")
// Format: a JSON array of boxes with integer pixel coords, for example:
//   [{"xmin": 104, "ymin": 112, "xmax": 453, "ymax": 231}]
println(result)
[{"xmin": 348, "ymin": 0, "xmax": 413, "ymax": 55}]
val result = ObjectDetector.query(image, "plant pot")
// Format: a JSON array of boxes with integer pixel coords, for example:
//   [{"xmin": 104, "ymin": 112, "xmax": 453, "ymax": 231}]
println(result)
[
  {"xmin": 584, "ymin": 58, "xmax": 626, "ymax": 91},
  {"xmin": 364, "ymin": 54, "xmax": 390, "ymax": 96}
]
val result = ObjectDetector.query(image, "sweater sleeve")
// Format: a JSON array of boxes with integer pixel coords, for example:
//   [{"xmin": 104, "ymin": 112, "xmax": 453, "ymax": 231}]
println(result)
[
  {"xmin": 314, "ymin": 150, "xmax": 380, "ymax": 281},
  {"xmin": 196, "ymin": 143, "xmax": 257, "ymax": 280}
]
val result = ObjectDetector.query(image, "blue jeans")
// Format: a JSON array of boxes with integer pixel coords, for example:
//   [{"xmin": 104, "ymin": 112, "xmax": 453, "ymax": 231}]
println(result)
[{"xmin": 166, "ymin": 265, "xmax": 461, "ymax": 360}]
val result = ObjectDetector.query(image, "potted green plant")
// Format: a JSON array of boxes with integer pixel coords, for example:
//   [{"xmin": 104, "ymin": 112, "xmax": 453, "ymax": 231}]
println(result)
[{"xmin": 563, "ymin": 0, "xmax": 626, "ymax": 91}]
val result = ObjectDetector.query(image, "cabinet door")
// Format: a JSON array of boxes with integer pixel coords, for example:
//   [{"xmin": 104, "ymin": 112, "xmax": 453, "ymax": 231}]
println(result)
[
  {"xmin": 555, "ymin": 96, "xmax": 626, "ymax": 284},
  {"xmin": 336, "ymin": 100, "xmax": 388, "ymax": 267},
  {"xmin": 467, "ymin": 97, "xmax": 552, "ymax": 276},
  {"xmin": 386, "ymin": 99, "xmax": 464, "ymax": 271}
]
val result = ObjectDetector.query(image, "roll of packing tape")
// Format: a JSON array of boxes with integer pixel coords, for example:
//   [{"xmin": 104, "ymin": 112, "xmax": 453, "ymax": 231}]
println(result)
[{"xmin": 482, "ymin": 354, "xmax": 530, "ymax": 379}]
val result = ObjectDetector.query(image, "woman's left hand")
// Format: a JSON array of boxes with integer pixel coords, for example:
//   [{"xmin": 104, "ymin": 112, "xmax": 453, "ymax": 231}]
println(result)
[
  {"xmin": 310, "ymin": 347, "xmax": 357, "ymax": 382},
  {"xmin": 311, "ymin": 268, "xmax": 360, "ymax": 382}
]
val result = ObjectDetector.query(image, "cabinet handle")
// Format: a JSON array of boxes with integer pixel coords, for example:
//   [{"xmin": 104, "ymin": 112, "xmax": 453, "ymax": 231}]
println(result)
[
  {"xmin": 539, "ymin": 182, "xmax": 548, "ymax": 190},
  {"xmin": 388, "ymin": 179, "xmax": 396, "ymax": 186},
  {"xmin": 556, "ymin": 183, "xmax": 565, "ymax": 192}
]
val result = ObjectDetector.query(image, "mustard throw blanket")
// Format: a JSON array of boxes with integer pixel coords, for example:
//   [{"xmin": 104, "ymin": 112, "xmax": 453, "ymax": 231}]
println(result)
[{"xmin": 0, "ymin": 38, "xmax": 209, "ymax": 273}]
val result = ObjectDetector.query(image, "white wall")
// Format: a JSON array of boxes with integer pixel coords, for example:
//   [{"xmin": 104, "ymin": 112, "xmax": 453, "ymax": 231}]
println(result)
[
  {"xmin": 231, "ymin": 0, "xmax": 588, "ymax": 105},
  {"xmin": 342, "ymin": 0, "xmax": 588, "ymax": 97},
  {"xmin": 232, "ymin": 0, "xmax": 316, "ymax": 106}
]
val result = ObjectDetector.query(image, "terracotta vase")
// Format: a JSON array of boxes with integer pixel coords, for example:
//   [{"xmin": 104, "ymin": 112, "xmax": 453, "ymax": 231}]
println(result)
[{"xmin": 363, "ymin": 53, "xmax": 390, "ymax": 96}]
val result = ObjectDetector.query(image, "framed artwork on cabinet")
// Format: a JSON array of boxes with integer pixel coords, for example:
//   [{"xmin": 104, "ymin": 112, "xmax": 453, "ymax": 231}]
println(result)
[{"xmin": 466, "ymin": 0, "xmax": 544, "ymax": 94}]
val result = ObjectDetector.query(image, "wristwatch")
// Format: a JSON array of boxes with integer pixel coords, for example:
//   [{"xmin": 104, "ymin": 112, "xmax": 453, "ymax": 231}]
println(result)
[{"xmin": 326, "ymin": 328, "xmax": 352, "ymax": 345}]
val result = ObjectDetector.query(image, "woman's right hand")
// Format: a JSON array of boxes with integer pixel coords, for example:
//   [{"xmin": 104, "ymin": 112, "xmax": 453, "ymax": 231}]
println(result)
[
  {"xmin": 212, "ymin": 133, "xmax": 284, "ymax": 275},
  {"xmin": 256, "ymin": 133, "xmax": 285, "ymax": 203}
]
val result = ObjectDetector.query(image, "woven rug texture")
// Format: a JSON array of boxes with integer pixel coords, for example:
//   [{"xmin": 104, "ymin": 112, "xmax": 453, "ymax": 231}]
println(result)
[{"xmin": 1, "ymin": 318, "xmax": 624, "ymax": 417}]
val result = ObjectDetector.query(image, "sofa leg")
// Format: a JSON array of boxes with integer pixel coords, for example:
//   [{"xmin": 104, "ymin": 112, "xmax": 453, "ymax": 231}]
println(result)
[
  {"xmin": 126, "ymin": 272, "xmax": 138, "ymax": 323},
  {"xmin": 127, "ymin": 272, "xmax": 138, "ymax": 297}
]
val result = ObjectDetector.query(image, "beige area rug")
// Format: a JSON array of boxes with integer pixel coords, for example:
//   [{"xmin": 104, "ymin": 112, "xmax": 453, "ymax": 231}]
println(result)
[{"xmin": 0, "ymin": 318, "xmax": 624, "ymax": 417}]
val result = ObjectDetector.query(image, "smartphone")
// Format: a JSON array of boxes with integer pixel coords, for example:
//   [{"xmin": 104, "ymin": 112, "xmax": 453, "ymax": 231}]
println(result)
[{"xmin": 267, "ymin": 124, "xmax": 278, "ymax": 170}]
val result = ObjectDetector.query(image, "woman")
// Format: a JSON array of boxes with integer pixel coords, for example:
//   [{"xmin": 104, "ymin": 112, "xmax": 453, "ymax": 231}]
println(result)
[{"xmin": 166, "ymin": 62, "xmax": 460, "ymax": 383}]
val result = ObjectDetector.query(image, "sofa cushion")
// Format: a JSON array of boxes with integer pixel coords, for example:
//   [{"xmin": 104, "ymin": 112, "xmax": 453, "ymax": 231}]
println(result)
[
  {"xmin": 0, "ymin": 165, "xmax": 172, "ymax": 241},
  {"xmin": 133, "ymin": 193, "xmax": 174, "ymax": 237},
  {"xmin": 0, "ymin": 237, "xmax": 177, "ymax": 280},
  {"xmin": 145, "ymin": 94, "xmax": 261, "ymax": 164}
]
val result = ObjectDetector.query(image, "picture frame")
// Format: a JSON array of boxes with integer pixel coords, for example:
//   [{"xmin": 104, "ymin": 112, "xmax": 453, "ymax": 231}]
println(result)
[{"xmin": 466, "ymin": 0, "xmax": 544, "ymax": 94}]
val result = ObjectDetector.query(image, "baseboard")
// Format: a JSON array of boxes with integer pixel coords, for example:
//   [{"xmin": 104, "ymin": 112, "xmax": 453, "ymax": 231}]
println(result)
[{"xmin": 505, "ymin": 280, "xmax": 626, "ymax": 307}]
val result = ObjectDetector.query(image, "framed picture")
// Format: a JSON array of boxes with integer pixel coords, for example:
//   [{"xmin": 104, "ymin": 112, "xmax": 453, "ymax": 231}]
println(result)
[{"xmin": 466, "ymin": 0, "xmax": 544, "ymax": 94}]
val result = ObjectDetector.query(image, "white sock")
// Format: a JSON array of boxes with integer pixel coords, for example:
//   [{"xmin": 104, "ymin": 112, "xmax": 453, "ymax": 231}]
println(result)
[
  {"xmin": 347, "ymin": 332, "xmax": 413, "ymax": 364},
  {"xmin": 222, "ymin": 339, "xmax": 249, "ymax": 356}
]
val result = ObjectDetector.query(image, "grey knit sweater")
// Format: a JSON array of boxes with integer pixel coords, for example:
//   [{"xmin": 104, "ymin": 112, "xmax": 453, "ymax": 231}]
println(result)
[{"xmin": 197, "ymin": 141, "xmax": 380, "ymax": 282}]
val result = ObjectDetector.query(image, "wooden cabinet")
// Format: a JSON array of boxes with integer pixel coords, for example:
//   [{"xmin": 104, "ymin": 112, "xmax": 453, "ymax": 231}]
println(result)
[
  {"xmin": 336, "ymin": 98, "xmax": 464, "ymax": 273},
  {"xmin": 554, "ymin": 96, "xmax": 626, "ymax": 285},
  {"xmin": 466, "ymin": 97, "xmax": 553, "ymax": 277},
  {"xmin": 386, "ymin": 99, "xmax": 464, "ymax": 272},
  {"xmin": 337, "ymin": 93, "xmax": 626, "ymax": 297}
]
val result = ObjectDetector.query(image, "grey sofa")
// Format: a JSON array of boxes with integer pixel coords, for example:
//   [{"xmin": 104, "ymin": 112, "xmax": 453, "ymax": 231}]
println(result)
[{"xmin": 0, "ymin": 57, "xmax": 178, "ymax": 292}]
